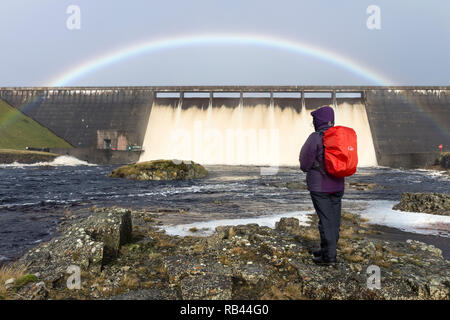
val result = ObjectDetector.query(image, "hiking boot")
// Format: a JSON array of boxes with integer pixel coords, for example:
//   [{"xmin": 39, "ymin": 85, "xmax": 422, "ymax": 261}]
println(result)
[
  {"xmin": 313, "ymin": 256, "xmax": 337, "ymax": 266},
  {"xmin": 312, "ymin": 249, "xmax": 322, "ymax": 258}
]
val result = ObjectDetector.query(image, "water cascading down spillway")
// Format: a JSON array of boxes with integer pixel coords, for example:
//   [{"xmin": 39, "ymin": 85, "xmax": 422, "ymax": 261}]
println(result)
[{"xmin": 139, "ymin": 92, "xmax": 378, "ymax": 167}]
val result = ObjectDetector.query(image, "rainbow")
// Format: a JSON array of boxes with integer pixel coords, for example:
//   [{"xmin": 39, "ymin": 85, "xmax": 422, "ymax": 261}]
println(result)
[
  {"xmin": 44, "ymin": 33, "xmax": 446, "ymax": 141},
  {"xmin": 2, "ymin": 33, "xmax": 448, "ymax": 143},
  {"xmin": 49, "ymin": 33, "xmax": 392, "ymax": 86}
]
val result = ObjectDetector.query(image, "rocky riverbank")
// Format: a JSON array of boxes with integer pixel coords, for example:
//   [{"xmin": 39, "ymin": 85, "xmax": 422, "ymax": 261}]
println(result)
[
  {"xmin": 393, "ymin": 193, "xmax": 450, "ymax": 216},
  {"xmin": 109, "ymin": 160, "xmax": 208, "ymax": 180},
  {"xmin": 0, "ymin": 149, "xmax": 58, "ymax": 164},
  {"xmin": 425, "ymin": 152, "xmax": 450, "ymax": 175},
  {"xmin": 435, "ymin": 152, "xmax": 450, "ymax": 170},
  {"xmin": 2, "ymin": 206, "xmax": 448, "ymax": 300}
]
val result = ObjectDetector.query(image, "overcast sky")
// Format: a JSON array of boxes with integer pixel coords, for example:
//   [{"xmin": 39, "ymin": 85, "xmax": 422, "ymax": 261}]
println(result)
[{"xmin": 0, "ymin": 0, "xmax": 449, "ymax": 86}]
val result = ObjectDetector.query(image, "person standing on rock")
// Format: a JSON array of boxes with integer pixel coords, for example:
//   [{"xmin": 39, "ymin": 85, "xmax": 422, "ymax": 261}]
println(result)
[{"xmin": 299, "ymin": 106, "xmax": 344, "ymax": 266}]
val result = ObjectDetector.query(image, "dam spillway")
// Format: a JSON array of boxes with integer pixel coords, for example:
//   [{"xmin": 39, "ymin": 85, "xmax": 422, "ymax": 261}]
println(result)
[
  {"xmin": 141, "ymin": 99, "xmax": 377, "ymax": 166},
  {"xmin": 0, "ymin": 86, "xmax": 449, "ymax": 168}
]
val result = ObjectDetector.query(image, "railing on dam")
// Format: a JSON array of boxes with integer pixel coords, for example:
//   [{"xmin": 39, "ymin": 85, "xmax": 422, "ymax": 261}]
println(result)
[
  {"xmin": 1, "ymin": 85, "xmax": 448, "ymax": 106},
  {"xmin": 1, "ymin": 86, "xmax": 449, "ymax": 97}
]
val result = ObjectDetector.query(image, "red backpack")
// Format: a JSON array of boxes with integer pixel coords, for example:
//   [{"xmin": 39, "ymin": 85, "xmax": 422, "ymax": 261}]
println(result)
[{"xmin": 321, "ymin": 126, "xmax": 358, "ymax": 178}]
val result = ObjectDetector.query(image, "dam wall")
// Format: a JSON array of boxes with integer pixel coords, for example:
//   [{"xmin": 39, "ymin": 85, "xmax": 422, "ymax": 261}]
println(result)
[
  {"xmin": 0, "ymin": 86, "xmax": 448, "ymax": 167},
  {"xmin": 364, "ymin": 89, "xmax": 450, "ymax": 168},
  {"xmin": 0, "ymin": 88, "xmax": 152, "ymax": 163}
]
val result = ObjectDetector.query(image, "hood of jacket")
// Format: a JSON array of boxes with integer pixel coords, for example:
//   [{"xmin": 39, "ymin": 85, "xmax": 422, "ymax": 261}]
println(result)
[{"xmin": 311, "ymin": 106, "xmax": 334, "ymax": 131}]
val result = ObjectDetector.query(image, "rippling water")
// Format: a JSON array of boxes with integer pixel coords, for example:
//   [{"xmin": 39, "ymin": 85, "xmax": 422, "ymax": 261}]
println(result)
[{"xmin": 0, "ymin": 163, "xmax": 449, "ymax": 263}]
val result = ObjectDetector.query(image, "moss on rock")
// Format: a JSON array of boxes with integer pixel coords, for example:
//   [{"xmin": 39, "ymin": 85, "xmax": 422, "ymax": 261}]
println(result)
[
  {"xmin": 15, "ymin": 274, "xmax": 38, "ymax": 288},
  {"xmin": 393, "ymin": 192, "xmax": 450, "ymax": 216},
  {"xmin": 109, "ymin": 160, "xmax": 208, "ymax": 181}
]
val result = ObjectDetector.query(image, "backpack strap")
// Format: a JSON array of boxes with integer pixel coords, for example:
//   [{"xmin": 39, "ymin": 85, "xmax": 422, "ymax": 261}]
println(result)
[{"xmin": 312, "ymin": 131, "xmax": 327, "ymax": 175}]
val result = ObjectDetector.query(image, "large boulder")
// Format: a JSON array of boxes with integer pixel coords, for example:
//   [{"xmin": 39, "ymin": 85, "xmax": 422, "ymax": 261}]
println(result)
[
  {"xmin": 393, "ymin": 192, "xmax": 450, "ymax": 216},
  {"xmin": 275, "ymin": 217, "xmax": 301, "ymax": 234},
  {"xmin": 19, "ymin": 208, "xmax": 132, "ymax": 282},
  {"xmin": 109, "ymin": 160, "xmax": 208, "ymax": 181},
  {"xmin": 81, "ymin": 208, "xmax": 132, "ymax": 263}
]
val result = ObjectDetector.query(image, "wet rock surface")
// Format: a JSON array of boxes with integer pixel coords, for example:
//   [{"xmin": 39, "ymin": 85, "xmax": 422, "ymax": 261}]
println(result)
[
  {"xmin": 109, "ymin": 160, "xmax": 208, "ymax": 181},
  {"xmin": 393, "ymin": 192, "xmax": 450, "ymax": 216},
  {"xmin": 261, "ymin": 181, "xmax": 307, "ymax": 190},
  {"xmin": 345, "ymin": 181, "xmax": 383, "ymax": 191},
  {"xmin": 5, "ymin": 207, "xmax": 449, "ymax": 300},
  {"xmin": 435, "ymin": 152, "xmax": 450, "ymax": 170}
]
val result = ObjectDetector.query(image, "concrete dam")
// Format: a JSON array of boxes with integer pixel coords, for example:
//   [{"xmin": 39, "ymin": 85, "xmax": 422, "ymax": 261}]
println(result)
[{"xmin": 0, "ymin": 86, "xmax": 449, "ymax": 168}]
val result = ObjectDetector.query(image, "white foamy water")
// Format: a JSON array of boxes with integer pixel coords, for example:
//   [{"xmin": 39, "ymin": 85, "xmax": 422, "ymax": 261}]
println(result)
[
  {"xmin": 162, "ymin": 200, "xmax": 449, "ymax": 238},
  {"xmin": 413, "ymin": 169, "xmax": 449, "ymax": 179},
  {"xmin": 162, "ymin": 210, "xmax": 314, "ymax": 237},
  {"xmin": 359, "ymin": 200, "xmax": 450, "ymax": 237},
  {"xmin": 140, "ymin": 102, "xmax": 377, "ymax": 167},
  {"xmin": 50, "ymin": 155, "xmax": 94, "ymax": 166},
  {"xmin": 334, "ymin": 102, "xmax": 377, "ymax": 167},
  {"xmin": 0, "ymin": 155, "xmax": 95, "ymax": 167}
]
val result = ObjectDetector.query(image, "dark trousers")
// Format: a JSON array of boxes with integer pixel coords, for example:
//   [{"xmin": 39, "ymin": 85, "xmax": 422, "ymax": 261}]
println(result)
[{"xmin": 310, "ymin": 191, "xmax": 344, "ymax": 260}]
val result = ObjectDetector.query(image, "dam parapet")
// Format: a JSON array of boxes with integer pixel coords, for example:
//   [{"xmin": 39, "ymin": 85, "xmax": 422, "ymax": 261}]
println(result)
[{"xmin": 0, "ymin": 86, "xmax": 448, "ymax": 167}]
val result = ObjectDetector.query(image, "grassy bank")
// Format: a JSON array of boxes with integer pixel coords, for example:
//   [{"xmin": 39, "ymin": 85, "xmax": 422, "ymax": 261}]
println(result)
[
  {"xmin": 0, "ymin": 148, "xmax": 59, "ymax": 164},
  {"xmin": 0, "ymin": 99, "xmax": 72, "ymax": 150}
]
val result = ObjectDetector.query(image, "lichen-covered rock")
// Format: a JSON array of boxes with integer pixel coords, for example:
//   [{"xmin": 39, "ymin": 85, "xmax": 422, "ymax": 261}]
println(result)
[
  {"xmin": 393, "ymin": 192, "xmax": 450, "ymax": 216},
  {"xmin": 109, "ymin": 160, "xmax": 208, "ymax": 181},
  {"xmin": 109, "ymin": 288, "xmax": 179, "ymax": 300},
  {"xmin": 18, "ymin": 208, "xmax": 132, "ymax": 284},
  {"xmin": 275, "ymin": 217, "xmax": 301, "ymax": 234},
  {"xmin": 13, "ymin": 207, "xmax": 450, "ymax": 300},
  {"xmin": 82, "ymin": 208, "xmax": 132, "ymax": 263},
  {"xmin": 180, "ymin": 274, "xmax": 232, "ymax": 300}
]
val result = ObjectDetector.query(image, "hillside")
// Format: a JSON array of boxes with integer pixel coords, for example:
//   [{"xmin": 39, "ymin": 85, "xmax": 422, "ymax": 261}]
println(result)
[{"xmin": 0, "ymin": 99, "xmax": 72, "ymax": 150}]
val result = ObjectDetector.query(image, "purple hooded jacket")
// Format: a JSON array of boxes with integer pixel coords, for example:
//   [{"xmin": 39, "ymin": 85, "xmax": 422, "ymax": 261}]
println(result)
[{"xmin": 299, "ymin": 106, "xmax": 345, "ymax": 193}]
